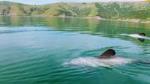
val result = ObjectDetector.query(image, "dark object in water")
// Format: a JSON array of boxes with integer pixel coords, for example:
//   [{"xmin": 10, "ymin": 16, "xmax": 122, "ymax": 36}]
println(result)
[
  {"xmin": 99, "ymin": 48, "xmax": 150, "ymax": 65},
  {"xmin": 138, "ymin": 33, "xmax": 146, "ymax": 36},
  {"xmin": 99, "ymin": 49, "xmax": 116, "ymax": 59},
  {"xmin": 138, "ymin": 33, "xmax": 146, "ymax": 42}
]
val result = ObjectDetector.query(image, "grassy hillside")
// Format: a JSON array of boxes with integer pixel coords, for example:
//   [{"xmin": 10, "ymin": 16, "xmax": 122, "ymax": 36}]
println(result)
[{"xmin": 0, "ymin": 1, "xmax": 150, "ymax": 19}]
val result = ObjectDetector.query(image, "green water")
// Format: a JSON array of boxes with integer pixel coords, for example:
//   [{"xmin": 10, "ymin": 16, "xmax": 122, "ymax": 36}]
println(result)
[{"xmin": 0, "ymin": 16, "xmax": 150, "ymax": 84}]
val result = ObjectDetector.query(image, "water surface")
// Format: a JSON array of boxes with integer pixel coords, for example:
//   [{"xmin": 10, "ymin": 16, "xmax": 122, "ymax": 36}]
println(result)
[{"xmin": 0, "ymin": 16, "xmax": 150, "ymax": 84}]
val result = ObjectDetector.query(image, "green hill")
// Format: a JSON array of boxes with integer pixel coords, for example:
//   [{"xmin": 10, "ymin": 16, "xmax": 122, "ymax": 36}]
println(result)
[{"xmin": 0, "ymin": 1, "xmax": 150, "ymax": 19}]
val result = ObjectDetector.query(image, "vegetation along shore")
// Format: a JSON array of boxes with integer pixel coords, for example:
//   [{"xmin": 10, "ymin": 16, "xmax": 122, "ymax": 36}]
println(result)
[{"xmin": 0, "ymin": 1, "xmax": 150, "ymax": 23}]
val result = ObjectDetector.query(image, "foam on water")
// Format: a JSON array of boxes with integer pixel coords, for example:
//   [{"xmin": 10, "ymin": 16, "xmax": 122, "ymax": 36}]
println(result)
[{"xmin": 64, "ymin": 57, "xmax": 133, "ymax": 68}]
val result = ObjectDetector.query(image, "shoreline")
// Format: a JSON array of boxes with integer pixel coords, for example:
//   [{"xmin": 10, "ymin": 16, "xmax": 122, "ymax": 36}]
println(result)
[{"xmin": 0, "ymin": 15, "xmax": 150, "ymax": 24}]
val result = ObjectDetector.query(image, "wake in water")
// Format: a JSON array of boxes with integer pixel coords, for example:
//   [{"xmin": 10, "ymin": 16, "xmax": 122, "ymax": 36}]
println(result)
[
  {"xmin": 64, "ymin": 57, "xmax": 133, "ymax": 68},
  {"xmin": 120, "ymin": 33, "xmax": 150, "ymax": 40}
]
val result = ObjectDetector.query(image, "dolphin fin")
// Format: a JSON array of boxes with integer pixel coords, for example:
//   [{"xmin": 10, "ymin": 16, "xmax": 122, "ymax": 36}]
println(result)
[{"xmin": 99, "ymin": 49, "xmax": 116, "ymax": 59}]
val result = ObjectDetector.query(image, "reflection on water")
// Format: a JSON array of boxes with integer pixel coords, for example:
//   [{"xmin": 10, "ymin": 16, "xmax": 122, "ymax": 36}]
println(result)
[
  {"xmin": 0, "ymin": 16, "xmax": 150, "ymax": 32},
  {"xmin": 0, "ymin": 16, "xmax": 149, "ymax": 84},
  {"xmin": 0, "ymin": 16, "xmax": 150, "ymax": 44}
]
